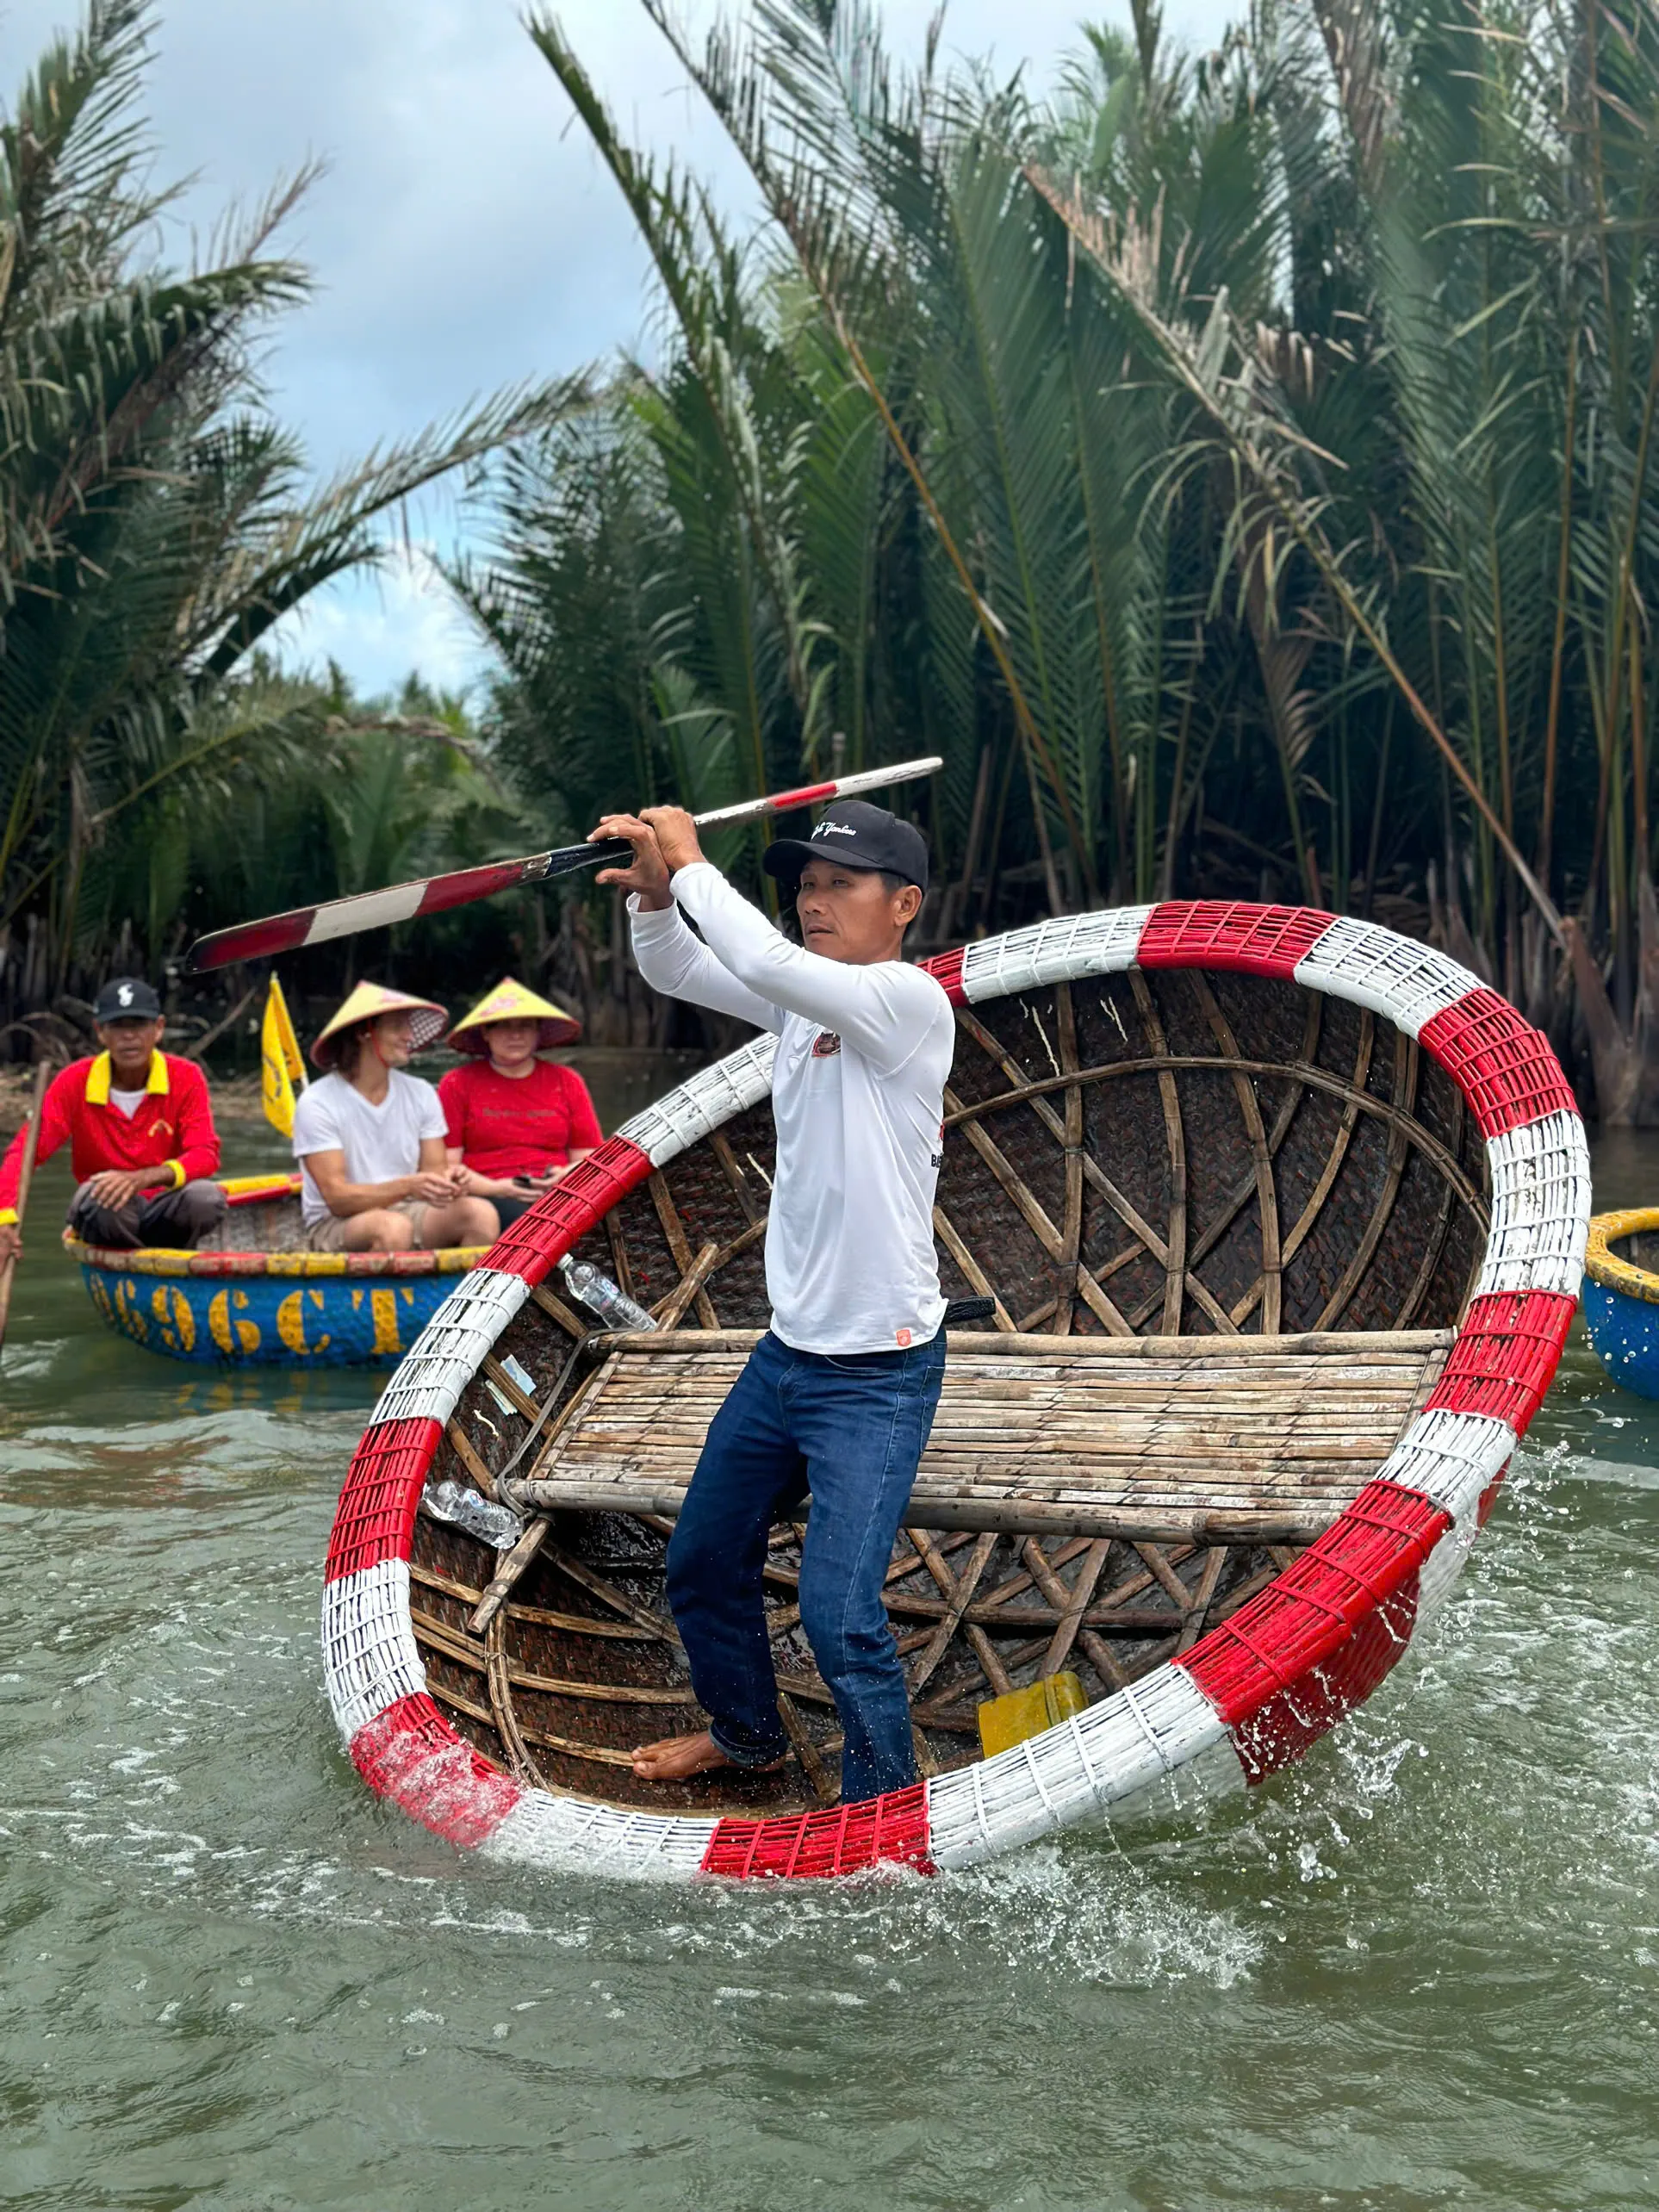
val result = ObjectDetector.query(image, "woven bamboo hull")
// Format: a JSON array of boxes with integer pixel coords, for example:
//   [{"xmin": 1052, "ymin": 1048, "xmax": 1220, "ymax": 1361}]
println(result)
[
  {"xmin": 322, "ymin": 904, "xmax": 1590, "ymax": 1881},
  {"xmin": 400, "ymin": 960, "xmax": 1488, "ymax": 1813},
  {"xmin": 68, "ymin": 1175, "xmax": 487, "ymax": 1367},
  {"xmin": 1581, "ymin": 1209, "xmax": 1659, "ymax": 1396}
]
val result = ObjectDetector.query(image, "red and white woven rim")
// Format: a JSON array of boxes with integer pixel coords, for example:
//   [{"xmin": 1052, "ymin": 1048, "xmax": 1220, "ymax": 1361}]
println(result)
[{"xmin": 320, "ymin": 903, "xmax": 1588, "ymax": 1882}]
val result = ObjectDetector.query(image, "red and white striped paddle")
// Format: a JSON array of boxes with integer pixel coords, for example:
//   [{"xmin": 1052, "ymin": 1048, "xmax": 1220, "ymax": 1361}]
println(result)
[{"xmin": 183, "ymin": 757, "xmax": 946, "ymax": 974}]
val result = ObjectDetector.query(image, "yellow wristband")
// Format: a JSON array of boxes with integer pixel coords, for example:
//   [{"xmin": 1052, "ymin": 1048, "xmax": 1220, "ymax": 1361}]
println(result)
[
  {"xmin": 0, "ymin": 1207, "xmax": 16, "ymax": 1227},
  {"xmin": 167, "ymin": 1159, "xmax": 186, "ymax": 1190}
]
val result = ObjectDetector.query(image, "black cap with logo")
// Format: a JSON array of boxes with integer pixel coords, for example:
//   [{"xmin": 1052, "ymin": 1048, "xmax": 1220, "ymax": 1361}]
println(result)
[
  {"xmin": 94, "ymin": 977, "xmax": 163, "ymax": 1022},
  {"xmin": 761, "ymin": 800, "xmax": 930, "ymax": 894}
]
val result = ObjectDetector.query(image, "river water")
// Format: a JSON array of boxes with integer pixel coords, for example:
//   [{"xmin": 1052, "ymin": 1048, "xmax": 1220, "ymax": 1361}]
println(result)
[{"xmin": 2, "ymin": 1069, "xmax": 1656, "ymax": 2210}]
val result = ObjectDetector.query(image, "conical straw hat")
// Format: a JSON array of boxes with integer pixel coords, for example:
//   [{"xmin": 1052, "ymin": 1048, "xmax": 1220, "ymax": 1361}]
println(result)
[
  {"xmin": 444, "ymin": 976, "xmax": 581, "ymax": 1057},
  {"xmin": 310, "ymin": 981, "xmax": 449, "ymax": 1070}
]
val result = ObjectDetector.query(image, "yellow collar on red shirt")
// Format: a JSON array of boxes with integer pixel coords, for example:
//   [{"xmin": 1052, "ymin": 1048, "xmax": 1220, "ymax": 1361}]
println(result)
[{"xmin": 84, "ymin": 1050, "xmax": 169, "ymax": 1105}]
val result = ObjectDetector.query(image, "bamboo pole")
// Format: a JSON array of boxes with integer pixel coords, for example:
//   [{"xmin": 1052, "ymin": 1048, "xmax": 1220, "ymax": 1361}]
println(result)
[{"xmin": 0, "ymin": 1062, "xmax": 52, "ymax": 1352}]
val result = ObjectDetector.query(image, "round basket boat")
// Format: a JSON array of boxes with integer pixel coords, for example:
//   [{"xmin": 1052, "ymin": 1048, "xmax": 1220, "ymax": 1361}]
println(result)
[
  {"xmin": 69, "ymin": 1173, "xmax": 488, "ymax": 1366},
  {"xmin": 1580, "ymin": 1208, "xmax": 1659, "ymax": 1396},
  {"xmin": 321, "ymin": 902, "xmax": 1590, "ymax": 1882}
]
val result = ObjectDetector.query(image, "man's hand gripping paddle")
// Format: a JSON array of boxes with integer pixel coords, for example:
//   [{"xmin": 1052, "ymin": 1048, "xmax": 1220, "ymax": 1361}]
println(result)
[{"xmin": 182, "ymin": 757, "xmax": 946, "ymax": 974}]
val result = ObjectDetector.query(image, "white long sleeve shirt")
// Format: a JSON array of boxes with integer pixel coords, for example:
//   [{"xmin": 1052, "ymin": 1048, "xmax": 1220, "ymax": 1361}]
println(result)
[{"xmin": 629, "ymin": 862, "xmax": 955, "ymax": 1355}]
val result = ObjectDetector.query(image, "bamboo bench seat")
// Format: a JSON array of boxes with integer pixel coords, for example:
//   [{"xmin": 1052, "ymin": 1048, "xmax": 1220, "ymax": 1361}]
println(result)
[{"xmin": 511, "ymin": 1326, "xmax": 1452, "ymax": 1547}]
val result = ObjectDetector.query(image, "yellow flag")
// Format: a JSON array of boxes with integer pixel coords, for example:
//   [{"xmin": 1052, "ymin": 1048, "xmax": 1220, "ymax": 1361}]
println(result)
[{"xmin": 261, "ymin": 974, "xmax": 306, "ymax": 1139}]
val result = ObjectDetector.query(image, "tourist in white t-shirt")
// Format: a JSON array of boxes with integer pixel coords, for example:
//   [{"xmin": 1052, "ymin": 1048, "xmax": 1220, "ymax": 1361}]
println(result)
[{"xmin": 291, "ymin": 983, "xmax": 500, "ymax": 1254}]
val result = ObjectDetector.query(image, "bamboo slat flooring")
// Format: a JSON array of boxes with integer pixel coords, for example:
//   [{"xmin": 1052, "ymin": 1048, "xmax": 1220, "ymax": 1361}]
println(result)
[{"xmin": 510, "ymin": 1327, "xmax": 1451, "ymax": 1544}]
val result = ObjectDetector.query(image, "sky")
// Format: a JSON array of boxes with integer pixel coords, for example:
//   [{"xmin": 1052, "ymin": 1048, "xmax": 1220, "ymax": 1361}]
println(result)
[{"xmin": 3, "ymin": 0, "xmax": 1234, "ymax": 697}]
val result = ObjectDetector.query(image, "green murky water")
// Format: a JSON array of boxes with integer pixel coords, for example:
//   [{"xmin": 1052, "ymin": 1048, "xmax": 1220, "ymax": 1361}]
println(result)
[{"xmin": 2, "ymin": 1072, "xmax": 1656, "ymax": 2210}]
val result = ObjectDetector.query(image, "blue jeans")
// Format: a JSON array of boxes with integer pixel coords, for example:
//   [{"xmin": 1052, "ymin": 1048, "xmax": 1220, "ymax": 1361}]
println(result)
[{"xmin": 666, "ymin": 1327, "xmax": 948, "ymax": 1805}]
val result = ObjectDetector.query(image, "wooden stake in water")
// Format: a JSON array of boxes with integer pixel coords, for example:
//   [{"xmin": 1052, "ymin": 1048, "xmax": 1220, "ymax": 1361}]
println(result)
[{"xmin": 0, "ymin": 1060, "xmax": 52, "ymax": 1352}]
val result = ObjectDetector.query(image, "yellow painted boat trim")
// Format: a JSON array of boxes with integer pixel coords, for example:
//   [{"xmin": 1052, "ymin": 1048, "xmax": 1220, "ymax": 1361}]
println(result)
[
  {"xmin": 65, "ymin": 1237, "xmax": 489, "ymax": 1280},
  {"xmin": 1583, "ymin": 1207, "xmax": 1659, "ymax": 1304},
  {"xmin": 220, "ymin": 1171, "xmax": 299, "ymax": 1199}
]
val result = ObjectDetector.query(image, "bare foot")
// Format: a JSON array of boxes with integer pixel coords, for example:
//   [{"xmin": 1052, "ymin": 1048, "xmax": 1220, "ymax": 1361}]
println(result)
[{"xmin": 630, "ymin": 1729, "xmax": 785, "ymax": 1783}]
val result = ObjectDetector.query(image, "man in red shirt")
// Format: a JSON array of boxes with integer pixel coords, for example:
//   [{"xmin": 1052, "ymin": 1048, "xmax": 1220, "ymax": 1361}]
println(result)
[{"xmin": 0, "ymin": 977, "xmax": 226, "ymax": 1263}]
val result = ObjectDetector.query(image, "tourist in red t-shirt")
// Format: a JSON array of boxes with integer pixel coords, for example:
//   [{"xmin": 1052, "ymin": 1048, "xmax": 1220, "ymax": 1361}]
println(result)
[{"xmin": 438, "ymin": 979, "xmax": 601, "ymax": 1229}]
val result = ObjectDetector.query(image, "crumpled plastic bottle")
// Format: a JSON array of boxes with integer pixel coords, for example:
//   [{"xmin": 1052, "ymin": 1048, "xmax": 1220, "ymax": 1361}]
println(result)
[
  {"xmin": 421, "ymin": 1479, "xmax": 524, "ymax": 1550},
  {"xmin": 558, "ymin": 1256, "xmax": 658, "ymax": 1333}
]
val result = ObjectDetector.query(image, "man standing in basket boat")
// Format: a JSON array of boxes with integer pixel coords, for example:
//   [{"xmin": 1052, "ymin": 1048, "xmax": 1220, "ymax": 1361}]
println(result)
[
  {"xmin": 592, "ymin": 798, "xmax": 954, "ymax": 1805},
  {"xmin": 0, "ymin": 977, "xmax": 226, "ymax": 1263},
  {"xmin": 292, "ymin": 983, "xmax": 500, "ymax": 1255}
]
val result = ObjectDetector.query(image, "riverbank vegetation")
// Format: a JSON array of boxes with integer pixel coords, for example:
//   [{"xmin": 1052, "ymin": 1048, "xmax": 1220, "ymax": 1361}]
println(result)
[
  {"xmin": 469, "ymin": 0, "xmax": 1659, "ymax": 1117},
  {"xmin": 10, "ymin": 0, "xmax": 1659, "ymax": 1118},
  {"xmin": 0, "ymin": 0, "xmax": 578, "ymax": 1059}
]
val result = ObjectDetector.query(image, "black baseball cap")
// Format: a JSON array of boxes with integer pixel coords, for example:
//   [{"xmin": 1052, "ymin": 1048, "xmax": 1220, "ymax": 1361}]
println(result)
[
  {"xmin": 94, "ymin": 977, "xmax": 162, "ymax": 1022},
  {"xmin": 761, "ymin": 800, "xmax": 929, "ymax": 893}
]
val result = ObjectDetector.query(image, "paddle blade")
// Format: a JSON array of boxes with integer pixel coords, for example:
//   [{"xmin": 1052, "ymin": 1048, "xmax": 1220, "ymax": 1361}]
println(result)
[
  {"xmin": 180, "ymin": 753, "xmax": 944, "ymax": 972},
  {"xmin": 182, "ymin": 842, "xmax": 625, "ymax": 974},
  {"xmin": 183, "ymin": 861, "xmax": 527, "ymax": 972}
]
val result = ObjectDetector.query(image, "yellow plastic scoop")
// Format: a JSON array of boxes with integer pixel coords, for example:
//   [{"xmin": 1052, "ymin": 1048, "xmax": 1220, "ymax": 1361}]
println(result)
[{"xmin": 976, "ymin": 1670, "xmax": 1088, "ymax": 1758}]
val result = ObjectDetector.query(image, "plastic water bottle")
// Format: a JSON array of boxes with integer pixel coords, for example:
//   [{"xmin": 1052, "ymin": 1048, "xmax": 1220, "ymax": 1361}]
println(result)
[
  {"xmin": 421, "ymin": 1480, "xmax": 524, "ymax": 1550},
  {"xmin": 558, "ymin": 1256, "xmax": 658, "ymax": 1333}
]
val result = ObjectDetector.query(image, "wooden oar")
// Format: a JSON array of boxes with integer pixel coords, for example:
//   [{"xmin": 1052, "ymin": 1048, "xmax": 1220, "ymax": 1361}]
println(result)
[
  {"xmin": 0, "ymin": 1060, "xmax": 52, "ymax": 1353},
  {"xmin": 183, "ymin": 755, "xmax": 945, "ymax": 973}
]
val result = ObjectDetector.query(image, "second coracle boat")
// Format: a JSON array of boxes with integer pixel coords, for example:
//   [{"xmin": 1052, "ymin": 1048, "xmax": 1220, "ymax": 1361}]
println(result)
[
  {"xmin": 69, "ymin": 1173, "xmax": 488, "ymax": 1365},
  {"xmin": 1581, "ymin": 1207, "xmax": 1659, "ymax": 1396}
]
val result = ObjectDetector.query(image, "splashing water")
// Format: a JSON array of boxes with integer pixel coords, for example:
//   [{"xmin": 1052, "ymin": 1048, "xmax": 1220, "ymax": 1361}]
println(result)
[{"xmin": 3, "ymin": 1144, "xmax": 1658, "ymax": 2210}]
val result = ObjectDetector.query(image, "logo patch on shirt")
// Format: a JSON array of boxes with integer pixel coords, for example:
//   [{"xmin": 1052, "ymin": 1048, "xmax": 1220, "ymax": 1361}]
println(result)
[
  {"xmin": 811, "ymin": 1031, "xmax": 842, "ymax": 1058},
  {"xmin": 895, "ymin": 1327, "xmax": 913, "ymax": 1347}
]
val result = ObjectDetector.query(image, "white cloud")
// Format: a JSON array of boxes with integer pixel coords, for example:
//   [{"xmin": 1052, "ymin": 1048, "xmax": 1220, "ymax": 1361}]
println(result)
[{"xmin": 264, "ymin": 544, "xmax": 488, "ymax": 701}]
